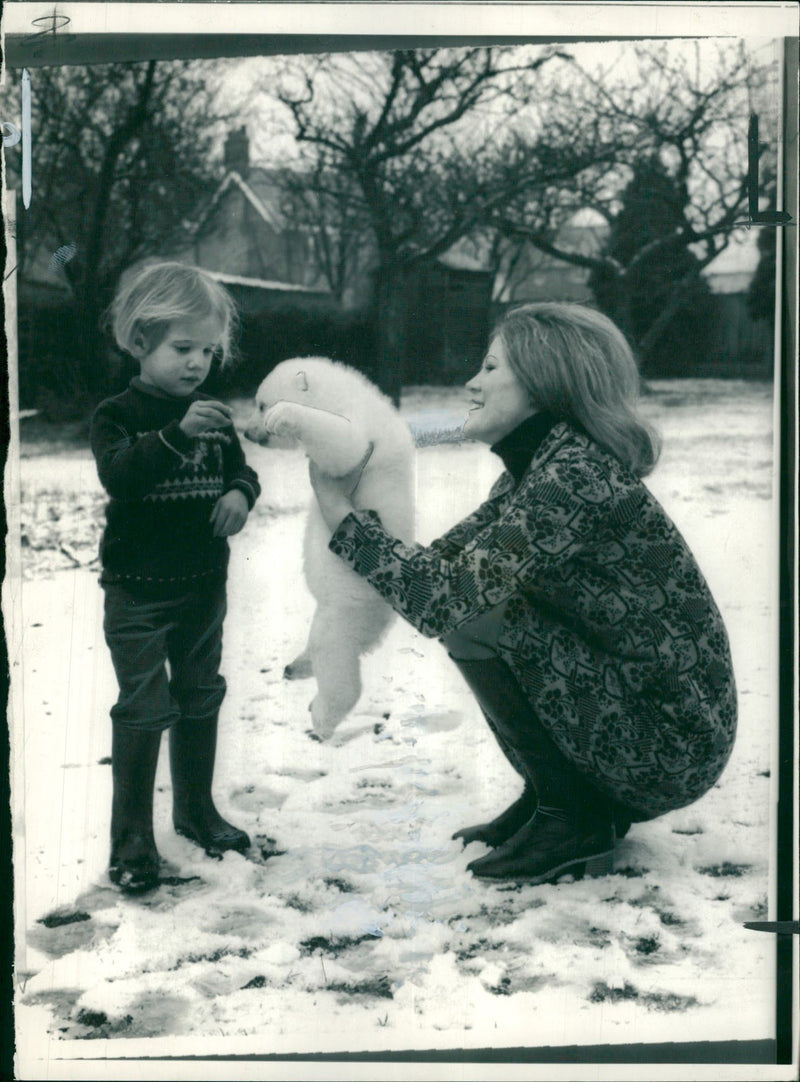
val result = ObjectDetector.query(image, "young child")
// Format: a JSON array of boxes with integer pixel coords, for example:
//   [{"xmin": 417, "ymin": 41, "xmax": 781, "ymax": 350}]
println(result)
[{"xmin": 90, "ymin": 261, "xmax": 261, "ymax": 893}]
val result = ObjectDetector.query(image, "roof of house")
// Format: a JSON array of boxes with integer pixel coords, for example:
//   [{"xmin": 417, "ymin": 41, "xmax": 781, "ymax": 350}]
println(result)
[
  {"xmin": 192, "ymin": 166, "xmax": 306, "ymax": 236},
  {"xmin": 203, "ymin": 269, "xmax": 330, "ymax": 295},
  {"xmin": 703, "ymin": 270, "xmax": 756, "ymax": 295},
  {"xmin": 700, "ymin": 229, "xmax": 760, "ymax": 294}
]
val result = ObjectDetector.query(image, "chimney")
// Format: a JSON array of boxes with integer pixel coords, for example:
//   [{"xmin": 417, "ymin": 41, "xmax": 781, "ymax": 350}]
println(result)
[{"xmin": 224, "ymin": 126, "xmax": 250, "ymax": 178}]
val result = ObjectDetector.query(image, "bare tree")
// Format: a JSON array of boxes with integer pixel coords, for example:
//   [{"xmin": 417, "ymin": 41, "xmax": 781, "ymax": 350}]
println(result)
[
  {"xmin": 269, "ymin": 46, "xmax": 573, "ymax": 400},
  {"xmin": 487, "ymin": 41, "xmax": 778, "ymax": 363},
  {"xmin": 7, "ymin": 60, "xmax": 229, "ymax": 400},
  {"xmin": 275, "ymin": 161, "xmax": 373, "ymax": 306}
]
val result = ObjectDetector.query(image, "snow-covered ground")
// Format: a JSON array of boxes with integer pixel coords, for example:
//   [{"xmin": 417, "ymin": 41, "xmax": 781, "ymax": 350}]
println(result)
[{"xmin": 7, "ymin": 381, "xmax": 781, "ymax": 1074}]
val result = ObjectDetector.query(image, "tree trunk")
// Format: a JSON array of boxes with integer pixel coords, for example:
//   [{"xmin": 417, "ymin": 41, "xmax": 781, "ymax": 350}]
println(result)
[
  {"xmin": 76, "ymin": 63, "xmax": 157, "ymax": 396},
  {"xmin": 637, "ymin": 269, "xmax": 704, "ymax": 362},
  {"xmin": 374, "ymin": 262, "xmax": 408, "ymax": 405}
]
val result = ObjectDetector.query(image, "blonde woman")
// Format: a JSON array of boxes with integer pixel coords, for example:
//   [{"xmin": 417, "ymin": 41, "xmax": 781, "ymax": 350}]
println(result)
[{"xmin": 310, "ymin": 302, "xmax": 737, "ymax": 885}]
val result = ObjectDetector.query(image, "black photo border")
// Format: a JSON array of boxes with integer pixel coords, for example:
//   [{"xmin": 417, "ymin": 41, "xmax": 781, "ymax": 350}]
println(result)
[{"xmin": 2, "ymin": 3, "xmax": 797, "ymax": 1078}]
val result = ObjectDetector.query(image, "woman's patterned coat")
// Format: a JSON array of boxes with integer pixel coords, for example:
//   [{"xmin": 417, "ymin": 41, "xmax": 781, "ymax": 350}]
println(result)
[{"xmin": 329, "ymin": 421, "xmax": 737, "ymax": 818}]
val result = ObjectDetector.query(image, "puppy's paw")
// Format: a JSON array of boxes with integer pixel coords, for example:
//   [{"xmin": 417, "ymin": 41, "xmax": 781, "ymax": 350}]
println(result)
[
  {"xmin": 310, "ymin": 722, "xmax": 337, "ymax": 743},
  {"xmin": 284, "ymin": 655, "xmax": 313, "ymax": 681},
  {"xmin": 309, "ymin": 700, "xmax": 337, "ymax": 743}
]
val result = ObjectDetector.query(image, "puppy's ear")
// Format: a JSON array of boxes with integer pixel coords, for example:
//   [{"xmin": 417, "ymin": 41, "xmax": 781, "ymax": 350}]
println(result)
[{"xmin": 295, "ymin": 370, "xmax": 309, "ymax": 392}]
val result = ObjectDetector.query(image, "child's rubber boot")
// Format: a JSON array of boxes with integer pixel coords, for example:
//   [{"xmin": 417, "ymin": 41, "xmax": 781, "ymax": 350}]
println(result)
[
  {"xmin": 169, "ymin": 716, "xmax": 250, "ymax": 857},
  {"xmin": 109, "ymin": 724, "xmax": 163, "ymax": 893}
]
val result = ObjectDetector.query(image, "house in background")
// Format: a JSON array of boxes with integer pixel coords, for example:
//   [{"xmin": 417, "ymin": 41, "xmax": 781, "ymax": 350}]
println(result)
[
  {"xmin": 485, "ymin": 210, "xmax": 773, "ymax": 379},
  {"xmin": 177, "ymin": 127, "xmax": 336, "ymax": 322},
  {"xmin": 490, "ymin": 213, "xmax": 609, "ymax": 308},
  {"xmin": 403, "ymin": 248, "xmax": 495, "ymax": 385},
  {"xmin": 188, "ymin": 129, "xmax": 772, "ymax": 384},
  {"xmin": 184, "ymin": 128, "xmax": 495, "ymax": 385},
  {"xmin": 701, "ymin": 232, "xmax": 774, "ymax": 377}
]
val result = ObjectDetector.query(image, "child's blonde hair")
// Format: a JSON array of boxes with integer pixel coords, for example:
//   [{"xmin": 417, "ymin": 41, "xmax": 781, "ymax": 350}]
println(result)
[
  {"xmin": 495, "ymin": 302, "xmax": 661, "ymax": 477},
  {"xmin": 108, "ymin": 260, "xmax": 239, "ymax": 365}
]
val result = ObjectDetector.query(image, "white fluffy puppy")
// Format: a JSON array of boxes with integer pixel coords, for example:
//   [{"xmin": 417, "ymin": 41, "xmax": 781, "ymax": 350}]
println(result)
[{"xmin": 245, "ymin": 357, "xmax": 415, "ymax": 740}]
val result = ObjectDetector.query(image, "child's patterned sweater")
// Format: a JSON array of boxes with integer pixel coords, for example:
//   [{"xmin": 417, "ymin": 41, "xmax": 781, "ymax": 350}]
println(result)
[{"xmin": 90, "ymin": 377, "xmax": 260, "ymax": 593}]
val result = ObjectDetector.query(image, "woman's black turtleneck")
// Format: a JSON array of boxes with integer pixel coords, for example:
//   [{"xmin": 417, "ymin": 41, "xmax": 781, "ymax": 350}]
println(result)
[{"xmin": 491, "ymin": 411, "xmax": 558, "ymax": 485}]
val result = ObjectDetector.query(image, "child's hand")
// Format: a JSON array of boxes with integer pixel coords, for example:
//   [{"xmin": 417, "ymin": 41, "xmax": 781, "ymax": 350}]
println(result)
[
  {"xmin": 180, "ymin": 400, "xmax": 233, "ymax": 438},
  {"xmin": 210, "ymin": 489, "xmax": 249, "ymax": 537}
]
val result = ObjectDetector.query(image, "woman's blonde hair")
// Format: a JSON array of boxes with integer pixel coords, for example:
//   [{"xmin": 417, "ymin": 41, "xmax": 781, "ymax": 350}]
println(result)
[
  {"xmin": 495, "ymin": 302, "xmax": 661, "ymax": 477},
  {"xmin": 108, "ymin": 260, "xmax": 239, "ymax": 366}
]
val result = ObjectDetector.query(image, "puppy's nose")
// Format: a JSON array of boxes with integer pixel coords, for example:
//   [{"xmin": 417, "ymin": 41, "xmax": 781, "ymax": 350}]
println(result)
[{"xmin": 244, "ymin": 426, "xmax": 270, "ymax": 445}]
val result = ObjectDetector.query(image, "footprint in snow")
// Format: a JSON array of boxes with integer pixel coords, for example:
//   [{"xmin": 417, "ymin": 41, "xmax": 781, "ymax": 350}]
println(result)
[
  {"xmin": 204, "ymin": 906, "xmax": 272, "ymax": 938},
  {"xmin": 400, "ymin": 710, "xmax": 462, "ymax": 733},
  {"xmin": 229, "ymin": 783, "xmax": 288, "ymax": 811},
  {"xmin": 272, "ymin": 767, "xmax": 328, "ymax": 782},
  {"xmin": 28, "ymin": 904, "xmax": 120, "ymax": 960},
  {"xmin": 326, "ymin": 723, "xmax": 384, "ymax": 747}
]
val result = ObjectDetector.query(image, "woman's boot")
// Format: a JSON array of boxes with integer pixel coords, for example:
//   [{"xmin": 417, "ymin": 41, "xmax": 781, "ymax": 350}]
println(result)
[
  {"xmin": 466, "ymin": 803, "xmax": 615, "ymax": 883},
  {"xmin": 169, "ymin": 716, "xmax": 250, "ymax": 856},
  {"xmin": 450, "ymin": 658, "xmax": 540, "ymax": 847},
  {"xmin": 452, "ymin": 787, "xmax": 538, "ymax": 848},
  {"xmin": 450, "ymin": 657, "xmax": 615, "ymax": 882},
  {"xmin": 109, "ymin": 724, "xmax": 163, "ymax": 893}
]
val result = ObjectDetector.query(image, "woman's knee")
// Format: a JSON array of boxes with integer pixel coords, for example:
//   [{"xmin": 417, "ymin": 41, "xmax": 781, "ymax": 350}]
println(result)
[{"xmin": 443, "ymin": 602, "xmax": 509, "ymax": 660}]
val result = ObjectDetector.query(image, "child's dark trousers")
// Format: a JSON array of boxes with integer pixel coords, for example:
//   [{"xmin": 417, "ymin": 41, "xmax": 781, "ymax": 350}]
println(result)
[{"xmin": 103, "ymin": 578, "xmax": 227, "ymax": 733}]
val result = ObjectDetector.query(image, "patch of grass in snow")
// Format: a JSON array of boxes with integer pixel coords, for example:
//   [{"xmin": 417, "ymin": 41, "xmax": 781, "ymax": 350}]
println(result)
[
  {"xmin": 326, "ymin": 975, "xmax": 394, "ymax": 1000},
  {"xmin": 73, "ymin": 1013, "xmax": 136, "ymax": 1040},
  {"xmin": 589, "ymin": 981, "xmax": 699, "ymax": 1012},
  {"xmin": 697, "ymin": 862, "xmax": 751, "ymax": 877},
  {"xmin": 322, "ymin": 877, "xmax": 356, "ymax": 893},
  {"xmin": 299, "ymin": 933, "xmax": 381, "ymax": 957},
  {"xmin": 612, "ymin": 865, "xmax": 649, "ymax": 878},
  {"xmin": 38, "ymin": 909, "xmax": 91, "ymax": 929},
  {"xmin": 19, "ymin": 488, "xmax": 105, "ymax": 576},
  {"xmin": 75, "ymin": 1009, "xmax": 109, "ymax": 1028},
  {"xmin": 253, "ymin": 836, "xmax": 288, "ymax": 863},
  {"xmin": 634, "ymin": 935, "xmax": 661, "ymax": 956},
  {"xmin": 642, "ymin": 990, "xmax": 701, "ymax": 1012},
  {"xmin": 241, "ymin": 975, "xmax": 267, "ymax": 990},
  {"xmin": 749, "ymin": 896, "xmax": 768, "ymax": 919},
  {"xmin": 587, "ymin": 926, "xmax": 613, "ymax": 948},
  {"xmin": 455, "ymin": 937, "xmax": 500, "ymax": 962},
  {"xmin": 487, "ymin": 975, "xmax": 513, "ymax": 996},
  {"xmin": 169, "ymin": 946, "xmax": 253, "ymax": 971},
  {"xmin": 475, "ymin": 895, "xmax": 546, "ymax": 926},
  {"xmin": 657, "ymin": 909, "xmax": 685, "ymax": 927},
  {"xmin": 589, "ymin": 980, "xmax": 640, "ymax": 1004},
  {"xmin": 282, "ymin": 893, "xmax": 315, "ymax": 913},
  {"xmin": 27, "ymin": 916, "xmax": 118, "ymax": 959}
]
